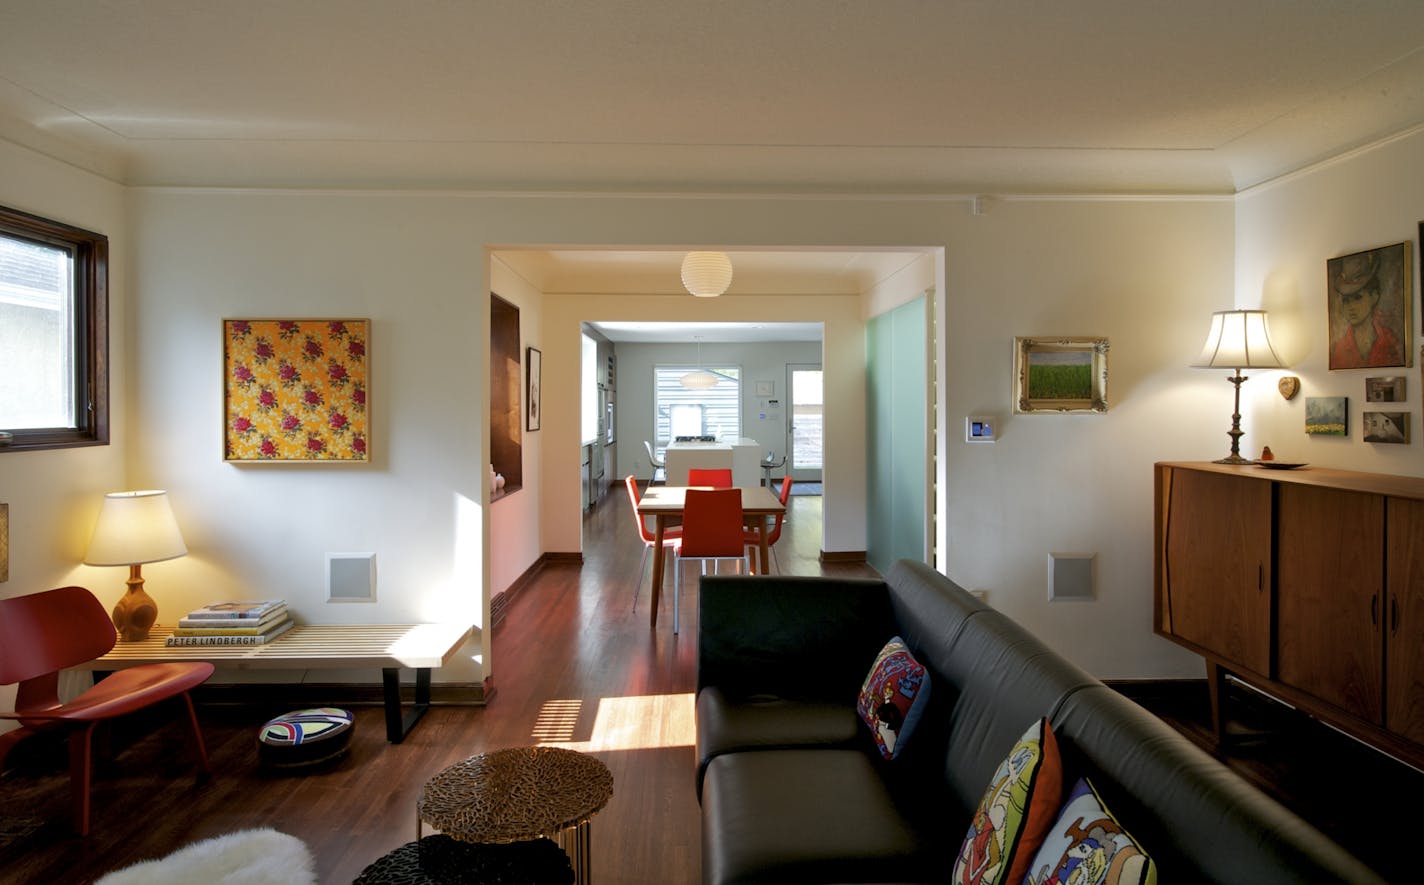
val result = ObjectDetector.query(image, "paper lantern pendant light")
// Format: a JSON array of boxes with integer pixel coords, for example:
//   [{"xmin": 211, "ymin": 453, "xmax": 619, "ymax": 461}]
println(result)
[{"xmin": 680, "ymin": 252, "xmax": 734, "ymax": 297}]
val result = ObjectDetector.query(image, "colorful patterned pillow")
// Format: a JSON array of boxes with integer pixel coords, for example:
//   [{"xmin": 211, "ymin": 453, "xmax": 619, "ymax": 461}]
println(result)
[
  {"xmin": 1020, "ymin": 777, "xmax": 1156, "ymax": 885},
  {"xmin": 855, "ymin": 636, "xmax": 931, "ymax": 759},
  {"xmin": 952, "ymin": 718, "xmax": 1064, "ymax": 885}
]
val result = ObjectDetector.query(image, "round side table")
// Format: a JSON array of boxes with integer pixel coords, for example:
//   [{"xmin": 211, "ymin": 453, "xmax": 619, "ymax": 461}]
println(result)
[{"xmin": 418, "ymin": 747, "xmax": 613, "ymax": 885}]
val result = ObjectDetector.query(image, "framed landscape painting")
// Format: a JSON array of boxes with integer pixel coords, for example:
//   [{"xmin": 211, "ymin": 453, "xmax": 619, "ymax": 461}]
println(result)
[
  {"xmin": 223, "ymin": 319, "xmax": 370, "ymax": 462},
  {"xmin": 1305, "ymin": 396, "xmax": 1347, "ymax": 436},
  {"xmin": 1014, "ymin": 337, "xmax": 1109, "ymax": 414}
]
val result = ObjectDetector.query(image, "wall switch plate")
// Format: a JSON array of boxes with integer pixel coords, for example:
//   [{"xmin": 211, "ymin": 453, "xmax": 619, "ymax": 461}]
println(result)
[{"xmin": 966, "ymin": 416, "xmax": 998, "ymax": 443}]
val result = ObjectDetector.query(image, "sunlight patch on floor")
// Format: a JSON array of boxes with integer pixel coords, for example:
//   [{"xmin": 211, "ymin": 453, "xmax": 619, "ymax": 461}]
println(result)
[{"xmin": 534, "ymin": 693, "xmax": 695, "ymax": 751}]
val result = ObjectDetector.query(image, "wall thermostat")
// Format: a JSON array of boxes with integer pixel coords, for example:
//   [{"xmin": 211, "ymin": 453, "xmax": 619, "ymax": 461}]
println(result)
[{"xmin": 966, "ymin": 416, "xmax": 998, "ymax": 443}]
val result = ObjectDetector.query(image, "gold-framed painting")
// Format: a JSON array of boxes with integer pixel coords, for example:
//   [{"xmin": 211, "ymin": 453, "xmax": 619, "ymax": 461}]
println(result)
[
  {"xmin": 223, "ymin": 318, "xmax": 370, "ymax": 462},
  {"xmin": 1014, "ymin": 337, "xmax": 1109, "ymax": 414}
]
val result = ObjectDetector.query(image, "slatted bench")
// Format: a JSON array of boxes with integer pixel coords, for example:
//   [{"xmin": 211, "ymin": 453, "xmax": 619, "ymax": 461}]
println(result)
[{"xmin": 74, "ymin": 623, "xmax": 473, "ymax": 743}]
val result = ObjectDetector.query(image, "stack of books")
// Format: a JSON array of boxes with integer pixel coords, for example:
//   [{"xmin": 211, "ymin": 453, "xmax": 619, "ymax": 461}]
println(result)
[{"xmin": 166, "ymin": 600, "xmax": 294, "ymax": 646}]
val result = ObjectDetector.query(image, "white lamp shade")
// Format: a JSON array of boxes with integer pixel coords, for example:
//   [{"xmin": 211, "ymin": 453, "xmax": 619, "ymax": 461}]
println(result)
[
  {"xmin": 1194, "ymin": 310, "xmax": 1284, "ymax": 369},
  {"xmin": 680, "ymin": 252, "xmax": 734, "ymax": 297},
  {"xmin": 84, "ymin": 490, "xmax": 187, "ymax": 566},
  {"xmin": 680, "ymin": 370, "xmax": 720, "ymax": 389}
]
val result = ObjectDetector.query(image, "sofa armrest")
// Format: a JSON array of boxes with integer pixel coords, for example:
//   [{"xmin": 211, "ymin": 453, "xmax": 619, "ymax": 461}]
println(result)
[{"xmin": 697, "ymin": 575, "xmax": 894, "ymax": 702}]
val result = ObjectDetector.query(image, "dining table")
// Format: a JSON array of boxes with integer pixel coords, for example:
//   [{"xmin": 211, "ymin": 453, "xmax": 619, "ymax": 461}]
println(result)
[{"xmin": 635, "ymin": 484, "xmax": 787, "ymax": 629}]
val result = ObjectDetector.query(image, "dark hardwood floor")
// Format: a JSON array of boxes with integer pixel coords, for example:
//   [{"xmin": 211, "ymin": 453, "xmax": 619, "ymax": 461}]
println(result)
[
  {"xmin": 3, "ymin": 484, "xmax": 1416, "ymax": 883},
  {"xmin": 0, "ymin": 485, "xmax": 873, "ymax": 884}
]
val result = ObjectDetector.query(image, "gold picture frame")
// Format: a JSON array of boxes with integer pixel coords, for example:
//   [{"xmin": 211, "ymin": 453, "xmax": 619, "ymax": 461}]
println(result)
[
  {"xmin": 223, "ymin": 318, "xmax": 370, "ymax": 462},
  {"xmin": 1014, "ymin": 337, "xmax": 1109, "ymax": 414}
]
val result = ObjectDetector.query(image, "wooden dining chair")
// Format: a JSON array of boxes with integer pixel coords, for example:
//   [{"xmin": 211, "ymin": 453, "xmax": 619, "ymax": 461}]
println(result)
[
  {"xmin": 0, "ymin": 586, "xmax": 215, "ymax": 834},
  {"xmin": 745, "ymin": 474, "xmax": 794, "ymax": 574},
  {"xmin": 672, "ymin": 488, "xmax": 748, "ymax": 633},
  {"xmin": 687, "ymin": 468, "xmax": 734, "ymax": 488},
  {"xmin": 625, "ymin": 475, "xmax": 682, "ymax": 611}
]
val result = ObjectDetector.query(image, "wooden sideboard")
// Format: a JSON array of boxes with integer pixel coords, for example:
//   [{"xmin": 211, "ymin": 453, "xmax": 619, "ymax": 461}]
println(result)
[{"xmin": 1155, "ymin": 461, "xmax": 1424, "ymax": 769}]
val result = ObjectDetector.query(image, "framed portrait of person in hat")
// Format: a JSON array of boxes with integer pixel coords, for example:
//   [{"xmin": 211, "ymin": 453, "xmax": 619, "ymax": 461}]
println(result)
[{"xmin": 1327, "ymin": 241, "xmax": 1412, "ymax": 370}]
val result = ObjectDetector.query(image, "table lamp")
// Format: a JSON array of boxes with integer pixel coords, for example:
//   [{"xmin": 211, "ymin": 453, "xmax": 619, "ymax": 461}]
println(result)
[
  {"xmin": 1193, "ymin": 309, "xmax": 1284, "ymax": 464},
  {"xmin": 84, "ymin": 490, "xmax": 187, "ymax": 641}
]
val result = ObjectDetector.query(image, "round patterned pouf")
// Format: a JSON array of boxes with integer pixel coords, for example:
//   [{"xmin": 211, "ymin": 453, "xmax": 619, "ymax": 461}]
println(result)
[
  {"xmin": 353, "ymin": 835, "xmax": 574, "ymax": 885},
  {"xmin": 257, "ymin": 707, "xmax": 354, "ymax": 768}
]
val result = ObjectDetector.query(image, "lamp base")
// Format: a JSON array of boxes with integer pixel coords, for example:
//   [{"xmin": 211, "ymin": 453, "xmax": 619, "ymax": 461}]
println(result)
[
  {"xmin": 111, "ymin": 565, "xmax": 157, "ymax": 642},
  {"xmin": 1212, "ymin": 454, "xmax": 1255, "ymax": 465}
]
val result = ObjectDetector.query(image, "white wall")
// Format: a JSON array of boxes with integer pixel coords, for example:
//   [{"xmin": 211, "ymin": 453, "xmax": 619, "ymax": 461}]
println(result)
[
  {"xmin": 3, "ymin": 171, "xmax": 1258, "ymax": 683},
  {"xmin": 939, "ymin": 197, "xmax": 1234, "ymax": 678},
  {"xmin": 611, "ymin": 339, "xmax": 823, "ymax": 480},
  {"xmin": 126, "ymin": 189, "xmax": 490, "ymax": 685},
  {"xmin": 1237, "ymin": 128, "xmax": 1424, "ymax": 476},
  {"xmin": 0, "ymin": 140, "xmax": 129, "ymax": 726}
]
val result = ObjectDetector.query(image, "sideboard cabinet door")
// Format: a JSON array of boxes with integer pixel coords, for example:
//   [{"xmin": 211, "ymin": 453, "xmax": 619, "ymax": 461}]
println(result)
[
  {"xmin": 1387, "ymin": 497, "xmax": 1424, "ymax": 744},
  {"xmin": 1277, "ymin": 484, "xmax": 1384, "ymax": 723},
  {"xmin": 1160, "ymin": 467, "xmax": 1272, "ymax": 675}
]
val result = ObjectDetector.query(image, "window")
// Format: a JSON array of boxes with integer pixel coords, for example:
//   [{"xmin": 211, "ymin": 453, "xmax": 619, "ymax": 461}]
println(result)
[
  {"xmin": 653, "ymin": 364, "xmax": 740, "ymax": 454},
  {"xmin": 0, "ymin": 205, "xmax": 108, "ymax": 450}
]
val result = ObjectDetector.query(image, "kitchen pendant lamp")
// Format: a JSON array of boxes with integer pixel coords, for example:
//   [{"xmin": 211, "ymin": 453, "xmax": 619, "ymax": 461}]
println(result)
[
  {"xmin": 681, "ymin": 337, "xmax": 719, "ymax": 389},
  {"xmin": 680, "ymin": 252, "xmax": 733, "ymax": 297}
]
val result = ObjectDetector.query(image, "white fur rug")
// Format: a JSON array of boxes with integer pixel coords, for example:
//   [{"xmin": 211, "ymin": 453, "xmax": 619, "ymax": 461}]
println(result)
[{"xmin": 95, "ymin": 828, "xmax": 316, "ymax": 885}]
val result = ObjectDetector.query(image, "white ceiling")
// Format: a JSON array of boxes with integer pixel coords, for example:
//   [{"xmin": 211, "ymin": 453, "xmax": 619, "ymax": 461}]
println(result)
[{"xmin": 2, "ymin": 1, "xmax": 1423, "ymax": 195}]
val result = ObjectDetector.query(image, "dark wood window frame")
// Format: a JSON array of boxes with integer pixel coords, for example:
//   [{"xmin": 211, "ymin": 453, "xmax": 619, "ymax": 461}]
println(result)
[{"xmin": 0, "ymin": 204, "xmax": 109, "ymax": 451}]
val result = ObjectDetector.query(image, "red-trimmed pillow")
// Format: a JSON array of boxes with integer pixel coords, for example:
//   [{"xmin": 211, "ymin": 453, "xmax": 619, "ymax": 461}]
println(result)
[
  {"xmin": 952, "ymin": 718, "xmax": 1064, "ymax": 885},
  {"xmin": 1019, "ymin": 777, "xmax": 1156, "ymax": 885},
  {"xmin": 855, "ymin": 636, "xmax": 931, "ymax": 759}
]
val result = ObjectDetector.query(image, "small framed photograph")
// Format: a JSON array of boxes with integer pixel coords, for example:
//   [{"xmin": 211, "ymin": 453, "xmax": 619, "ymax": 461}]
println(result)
[
  {"xmin": 1327, "ymin": 241, "xmax": 1413, "ymax": 370},
  {"xmin": 1305, "ymin": 396, "xmax": 1348, "ymax": 436},
  {"xmin": 1363, "ymin": 411, "xmax": 1410, "ymax": 443},
  {"xmin": 1013, "ymin": 337, "xmax": 1109, "ymax": 414},
  {"xmin": 1365, "ymin": 376, "xmax": 1406, "ymax": 403}
]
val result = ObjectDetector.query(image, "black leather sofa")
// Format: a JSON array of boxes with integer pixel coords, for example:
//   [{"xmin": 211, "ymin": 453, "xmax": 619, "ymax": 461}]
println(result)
[{"xmin": 696, "ymin": 560, "xmax": 1385, "ymax": 884}]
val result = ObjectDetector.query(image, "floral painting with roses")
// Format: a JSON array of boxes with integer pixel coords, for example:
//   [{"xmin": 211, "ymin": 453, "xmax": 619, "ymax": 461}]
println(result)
[{"xmin": 223, "ymin": 319, "xmax": 370, "ymax": 461}]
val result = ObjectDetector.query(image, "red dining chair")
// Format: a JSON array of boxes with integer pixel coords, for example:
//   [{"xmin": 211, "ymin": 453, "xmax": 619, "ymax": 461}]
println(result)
[
  {"xmin": 0, "ymin": 586, "xmax": 215, "ymax": 834},
  {"xmin": 626, "ymin": 475, "xmax": 682, "ymax": 610},
  {"xmin": 672, "ymin": 488, "xmax": 748, "ymax": 633},
  {"xmin": 745, "ymin": 474, "xmax": 794, "ymax": 574},
  {"xmin": 687, "ymin": 468, "xmax": 734, "ymax": 488}
]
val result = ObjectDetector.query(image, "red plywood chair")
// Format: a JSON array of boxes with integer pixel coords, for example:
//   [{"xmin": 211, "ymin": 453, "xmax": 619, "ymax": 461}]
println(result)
[
  {"xmin": 686, "ymin": 468, "xmax": 734, "ymax": 488},
  {"xmin": 745, "ymin": 475, "xmax": 794, "ymax": 574},
  {"xmin": 0, "ymin": 586, "xmax": 214, "ymax": 834},
  {"xmin": 625, "ymin": 475, "xmax": 682, "ymax": 611},
  {"xmin": 672, "ymin": 488, "xmax": 748, "ymax": 633}
]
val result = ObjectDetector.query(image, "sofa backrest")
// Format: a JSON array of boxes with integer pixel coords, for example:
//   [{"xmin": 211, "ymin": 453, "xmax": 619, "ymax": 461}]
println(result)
[
  {"xmin": 1052, "ymin": 685, "xmax": 1387, "ymax": 885},
  {"xmin": 697, "ymin": 574, "xmax": 894, "ymax": 702},
  {"xmin": 884, "ymin": 561, "xmax": 1099, "ymax": 824}
]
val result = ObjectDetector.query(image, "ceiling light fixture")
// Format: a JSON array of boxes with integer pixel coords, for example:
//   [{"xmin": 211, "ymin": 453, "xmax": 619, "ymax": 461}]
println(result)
[
  {"xmin": 681, "ymin": 337, "xmax": 719, "ymax": 389},
  {"xmin": 680, "ymin": 252, "xmax": 733, "ymax": 297}
]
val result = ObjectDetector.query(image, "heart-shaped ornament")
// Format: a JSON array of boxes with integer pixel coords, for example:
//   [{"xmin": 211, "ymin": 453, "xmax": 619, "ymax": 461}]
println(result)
[{"xmin": 1278, "ymin": 376, "xmax": 1300, "ymax": 400}]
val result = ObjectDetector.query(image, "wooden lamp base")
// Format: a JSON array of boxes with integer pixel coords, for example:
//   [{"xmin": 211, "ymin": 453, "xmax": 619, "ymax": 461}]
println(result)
[{"xmin": 111, "ymin": 565, "xmax": 158, "ymax": 642}]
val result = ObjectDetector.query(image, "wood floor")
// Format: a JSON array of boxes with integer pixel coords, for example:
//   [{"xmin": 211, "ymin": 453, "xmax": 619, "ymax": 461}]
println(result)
[
  {"xmin": 3, "ymin": 484, "xmax": 1417, "ymax": 883},
  {"xmin": 0, "ymin": 485, "xmax": 874, "ymax": 884}
]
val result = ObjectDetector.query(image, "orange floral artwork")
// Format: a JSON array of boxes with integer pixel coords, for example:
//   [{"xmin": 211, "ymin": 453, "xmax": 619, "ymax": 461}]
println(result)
[{"xmin": 223, "ymin": 319, "xmax": 370, "ymax": 462}]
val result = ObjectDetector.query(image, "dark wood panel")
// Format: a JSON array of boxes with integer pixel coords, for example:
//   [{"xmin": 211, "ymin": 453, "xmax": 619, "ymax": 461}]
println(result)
[
  {"xmin": 1156, "ymin": 460, "xmax": 1424, "ymax": 501},
  {"xmin": 1160, "ymin": 467, "xmax": 1272, "ymax": 674},
  {"xmin": 1388, "ymin": 497, "xmax": 1424, "ymax": 744},
  {"xmin": 1277, "ymin": 484, "xmax": 1384, "ymax": 722}
]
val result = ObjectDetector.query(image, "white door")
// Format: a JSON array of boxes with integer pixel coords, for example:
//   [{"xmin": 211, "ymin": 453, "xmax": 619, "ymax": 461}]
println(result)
[{"xmin": 787, "ymin": 365, "xmax": 823, "ymax": 482}]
